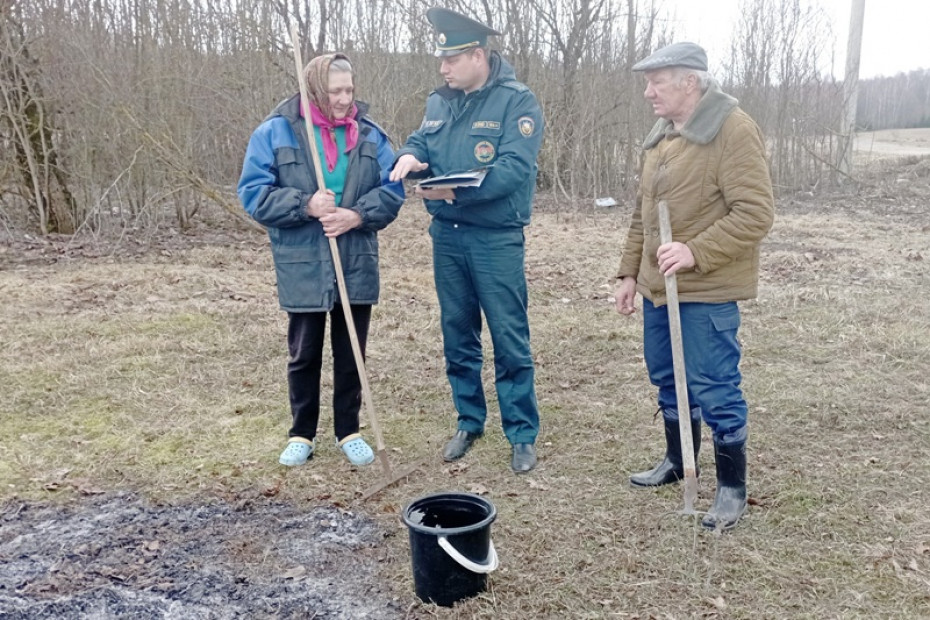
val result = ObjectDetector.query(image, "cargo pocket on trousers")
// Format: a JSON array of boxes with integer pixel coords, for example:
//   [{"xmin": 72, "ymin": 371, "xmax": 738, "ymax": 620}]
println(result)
[{"xmin": 706, "ymin": 305, "xmax": 742, "ymax": 380}]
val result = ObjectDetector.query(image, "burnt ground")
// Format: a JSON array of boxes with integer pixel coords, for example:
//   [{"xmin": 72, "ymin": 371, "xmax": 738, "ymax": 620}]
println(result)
[{"xmin": 0, "ymin": 494, "xmax": 404, "ymax": 619}]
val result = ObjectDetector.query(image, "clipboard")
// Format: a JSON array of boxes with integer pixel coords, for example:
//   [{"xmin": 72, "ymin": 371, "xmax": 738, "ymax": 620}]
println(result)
[{"xmin": 417, "ymin": 166, "xmax": 489, "ymax": 190}]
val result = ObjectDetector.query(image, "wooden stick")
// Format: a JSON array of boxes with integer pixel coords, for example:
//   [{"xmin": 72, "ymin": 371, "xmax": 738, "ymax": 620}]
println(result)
[{"xmin": 657, "ymin": 200, "xmax": 699, "ymax": 514}]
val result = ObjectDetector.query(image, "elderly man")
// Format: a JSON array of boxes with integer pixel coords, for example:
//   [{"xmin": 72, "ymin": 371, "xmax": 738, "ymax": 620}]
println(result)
[
  {"xmin": 614, "ymin": 42, "xmax": 774, "ymax": 530},
  {"xmin": 390, "ymin": 7, "xmax": 544, "ymax": 473}
]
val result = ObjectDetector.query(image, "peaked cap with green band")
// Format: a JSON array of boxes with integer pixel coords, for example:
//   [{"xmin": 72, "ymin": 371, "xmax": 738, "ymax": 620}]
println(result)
[{"xmin": 426, "ymin": 7, "xmax": 501, "ymax": 57}]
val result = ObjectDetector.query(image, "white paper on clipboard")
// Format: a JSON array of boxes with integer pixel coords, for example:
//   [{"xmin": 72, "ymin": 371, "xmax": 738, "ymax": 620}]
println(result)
[{"xmin": 416, "ymin": 167, "xmax": 489, "ymax": 190}]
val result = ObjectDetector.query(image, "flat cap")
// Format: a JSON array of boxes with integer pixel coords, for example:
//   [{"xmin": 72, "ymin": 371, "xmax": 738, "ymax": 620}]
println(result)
[
  {"xmin": 632, "ymin": 42, "xmax": 708, "ymax": 72},
  {"xmin": 426, "ymin": 7, "xmax": 501, "ymax": 57}
]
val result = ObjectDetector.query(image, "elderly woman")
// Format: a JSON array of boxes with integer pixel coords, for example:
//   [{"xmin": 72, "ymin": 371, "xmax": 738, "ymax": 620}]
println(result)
[{"xmin": 238, "ymin": 53, "xmax": 404, "ymax": 467}]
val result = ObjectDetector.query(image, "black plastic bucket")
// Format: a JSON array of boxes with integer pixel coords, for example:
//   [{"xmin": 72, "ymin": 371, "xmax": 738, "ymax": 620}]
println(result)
[{"xmin": 401, "ymin": 492, "xmax": 498, "ymax": 607}]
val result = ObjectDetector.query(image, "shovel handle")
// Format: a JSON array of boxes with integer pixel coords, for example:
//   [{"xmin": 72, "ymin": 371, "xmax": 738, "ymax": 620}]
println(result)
[{"xmin": 658, "ymin": 201, "xmax": 699, "ymax": 512}]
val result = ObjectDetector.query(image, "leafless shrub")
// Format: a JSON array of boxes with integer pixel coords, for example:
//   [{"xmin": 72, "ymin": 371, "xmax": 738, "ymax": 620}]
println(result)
[{"xmin": 723, "ymin": 0, "xmax": 845, "ymax": 190}]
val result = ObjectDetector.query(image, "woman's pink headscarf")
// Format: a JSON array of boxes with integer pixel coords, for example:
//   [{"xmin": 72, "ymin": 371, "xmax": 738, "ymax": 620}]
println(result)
[{"xmin": 300, "ymin": 53, "xmax": 359, "ymax": 172}]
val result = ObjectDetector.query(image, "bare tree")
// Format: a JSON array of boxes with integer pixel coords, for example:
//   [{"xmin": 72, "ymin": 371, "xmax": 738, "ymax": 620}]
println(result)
[
  {"xmin": 0, "ymin": 0, "xmax": 76, "ymax": 233},
  {"xmin": 858, "ymin": 70, "xmax": 930, "ymax": 130},
  {"xmin": 723, "ymin": 0, "xmax": 842, "ymax": 189},
  {"xmin": 1, "ymin": 0, "xmax": 914, "ymax": 238}
]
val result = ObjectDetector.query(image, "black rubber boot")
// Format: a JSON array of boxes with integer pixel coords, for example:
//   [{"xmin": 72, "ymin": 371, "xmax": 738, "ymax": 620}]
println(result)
[
  {"xmin": 702, "ymin": 440, "xmax": 747, "ymax": 531},
  {"xmin": 630, "ymin": 416, "xmax": 701, "ymax": 487}
]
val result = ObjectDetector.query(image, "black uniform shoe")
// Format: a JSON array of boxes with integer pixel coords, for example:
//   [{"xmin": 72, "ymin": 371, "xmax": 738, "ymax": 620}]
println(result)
[
  {"xmin": 442, "ymin": 430, "xmax": 482, "ymax": 462},
  {"xmin": 511, "ymin": 443, "xmax": 537, "ymax": 473},
  {"xmin": 702, "ymin": 440, "xmax": 747, "ymax": 531}
]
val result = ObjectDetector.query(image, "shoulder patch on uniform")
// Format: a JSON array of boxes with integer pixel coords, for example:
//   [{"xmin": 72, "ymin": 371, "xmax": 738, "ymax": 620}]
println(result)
[
  {"xmin": 422, "ymin": 119, "xmax": 444, "ymax": 129},
  {"xmin": 518, "ymin": 116, "xmax": 535, "ymax": 138}
]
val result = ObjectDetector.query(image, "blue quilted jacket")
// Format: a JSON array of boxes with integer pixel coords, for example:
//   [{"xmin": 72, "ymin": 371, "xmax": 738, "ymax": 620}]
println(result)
[{"xmin": 238, "ymin": 96, "xmax": 404, "ymax": 312}]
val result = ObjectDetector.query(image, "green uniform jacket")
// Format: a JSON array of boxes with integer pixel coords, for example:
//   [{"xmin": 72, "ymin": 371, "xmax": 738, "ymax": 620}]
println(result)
[
  {"xmin": 617, "ymin": 85, "xmax": 775, "ymax": 306},
  {"xmin": 395, "ymin": 52, "xmax": 544, "ymax": 229}
]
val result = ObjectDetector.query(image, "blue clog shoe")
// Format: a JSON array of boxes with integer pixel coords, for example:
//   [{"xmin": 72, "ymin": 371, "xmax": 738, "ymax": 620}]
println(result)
[
  {"xmin": 279, "ymin": 439, "xmax": 314, "ymax": 466},
  {"xmin": 337, "ymin": 433, "xmax": 375, "ymax": 466}
]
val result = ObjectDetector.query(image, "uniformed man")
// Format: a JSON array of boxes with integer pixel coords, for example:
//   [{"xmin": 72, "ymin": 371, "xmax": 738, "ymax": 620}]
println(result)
[{"xmin": 390, "ymin": 7, "xmax": 544, "ymax": 473}]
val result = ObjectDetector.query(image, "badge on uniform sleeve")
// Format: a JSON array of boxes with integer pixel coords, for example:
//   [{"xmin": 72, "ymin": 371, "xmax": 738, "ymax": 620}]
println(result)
[
  {"xmin": 474, "ymin": 141, "xmax": 495, "ymax": 163},
  {"xmin": 518, "ymin": 116, "xmax": 535, "ymax": 137}
]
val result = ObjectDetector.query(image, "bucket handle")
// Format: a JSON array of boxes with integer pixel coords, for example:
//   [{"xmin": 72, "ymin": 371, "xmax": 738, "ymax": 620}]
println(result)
[{"xmin": 437, "ymin": 536, "xmax": 498, "ymax": 574}]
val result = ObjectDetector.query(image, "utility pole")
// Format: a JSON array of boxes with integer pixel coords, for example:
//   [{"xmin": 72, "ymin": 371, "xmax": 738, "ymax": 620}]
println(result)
[
  {"xmin": 625, "ymin": 0, "xmax": 637, "ymax": 191},
  {"xmin": 838, "ymin": 0, "xmax": 866, "ymax": 177}
]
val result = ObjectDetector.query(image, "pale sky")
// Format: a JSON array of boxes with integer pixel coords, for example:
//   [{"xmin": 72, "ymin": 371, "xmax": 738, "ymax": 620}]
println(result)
[{"xmin": 662, "ymin": 0, "xmax": 930, "ymax": 79}]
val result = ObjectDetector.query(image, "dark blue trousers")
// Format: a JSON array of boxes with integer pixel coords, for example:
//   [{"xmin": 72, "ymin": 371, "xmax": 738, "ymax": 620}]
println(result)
[{"xmin": 643, "ymin": 298, "xmax": 747, "ymax": 444}]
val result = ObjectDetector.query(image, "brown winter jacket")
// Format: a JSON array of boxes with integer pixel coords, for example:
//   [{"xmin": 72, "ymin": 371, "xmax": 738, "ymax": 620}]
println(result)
[{"xmin": 616, "ymin": 84, "xmax": 775, "ymax": 306}]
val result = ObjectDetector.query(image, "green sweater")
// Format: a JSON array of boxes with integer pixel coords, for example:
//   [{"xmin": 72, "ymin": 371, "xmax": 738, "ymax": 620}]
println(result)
[{"xmin": 314, "ymin": 124, "xmax": 349, "ymax": 204}]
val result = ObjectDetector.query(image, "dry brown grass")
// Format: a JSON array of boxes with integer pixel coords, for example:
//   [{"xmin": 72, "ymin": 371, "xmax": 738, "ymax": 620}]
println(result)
[{"xmin": 2, "ymin": 157, "xmax": 930, "ymax": 618}]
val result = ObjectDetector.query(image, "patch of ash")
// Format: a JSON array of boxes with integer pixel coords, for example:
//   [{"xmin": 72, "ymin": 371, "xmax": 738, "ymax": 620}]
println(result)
[{"xmin": 0, "ymin": 492, "xmax": 404, "ymax": 619}]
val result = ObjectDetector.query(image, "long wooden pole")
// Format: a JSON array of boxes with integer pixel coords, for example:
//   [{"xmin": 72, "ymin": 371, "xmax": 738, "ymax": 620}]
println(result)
[
  {"xmin": 657, "ymin": 200, "xmax": 698, "ymax": 514},
  {"xmin": 289, "ymin": 26, "xmax": 392, "ymax": 476}
]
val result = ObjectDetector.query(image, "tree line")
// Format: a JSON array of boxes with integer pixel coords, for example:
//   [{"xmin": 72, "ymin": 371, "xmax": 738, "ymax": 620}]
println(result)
[
  {"xmin": 0, "ymin": 0, "xmax": 925, "ymax": 236},
  {"xmin": 857, "ymin": 69, "xmax": 930, "ymax": 131}
]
